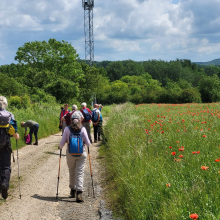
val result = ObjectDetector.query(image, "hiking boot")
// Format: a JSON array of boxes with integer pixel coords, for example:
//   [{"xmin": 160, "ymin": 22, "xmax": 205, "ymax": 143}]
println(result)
[
  {"xmin": 98, "ymin": 138, "xmax": 101, "ymax": 141},
  {"xmin": 70, "ymin": 189, "xmax": 76, "ymax": 198},
  {"xmin": 26, "ymin": 142, "xmax": 32, "ymax": 145},
  {"xmin": 33, "ymin": 142, "xmax": 38, "ymax": 145},
  {"xmin": 1, "ymin": 184, "xmax": 8, "ymax": 199},
  {"xmin": 94, "ymin": 140, "xmax": 97, "ymax": 143},
  {"xmin": 76, "ymin": 191, "xmax": 84, "ymax": 203}
]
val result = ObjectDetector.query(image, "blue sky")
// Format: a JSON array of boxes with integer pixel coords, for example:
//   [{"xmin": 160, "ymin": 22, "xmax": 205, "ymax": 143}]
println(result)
[{"xmin": 0, "ymin": 0, "xmax": 220, "ymax": 65}]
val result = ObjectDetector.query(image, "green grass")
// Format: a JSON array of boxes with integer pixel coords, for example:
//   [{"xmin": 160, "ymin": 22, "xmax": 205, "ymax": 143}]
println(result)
[
  {"xmin": 102, "ymin": 102, "xmax": 220, "ymax": 220},
  {"xmin": 7, "ymin": 103, "xmax": 61, "ymax": 150},
  {"xmin": 100, "ymin": 104, "xmax": 115, "ymax": 117}
]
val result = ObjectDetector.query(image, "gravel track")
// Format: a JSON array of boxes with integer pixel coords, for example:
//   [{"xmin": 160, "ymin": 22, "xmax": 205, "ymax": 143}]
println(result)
[{"xmin": 0, "ymin": 131, "xmax": 104, "ymax": 220}]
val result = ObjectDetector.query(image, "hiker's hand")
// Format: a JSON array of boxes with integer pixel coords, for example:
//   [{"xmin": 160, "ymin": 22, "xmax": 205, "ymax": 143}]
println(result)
[{"xmin": 13, "ymin": 133, "xmax": 20, "ymax": 140}]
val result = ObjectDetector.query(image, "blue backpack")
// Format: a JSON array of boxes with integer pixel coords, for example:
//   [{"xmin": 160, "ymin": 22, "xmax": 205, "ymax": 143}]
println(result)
[
  {"xmin": 92, "ymin": 109, "xmax": 98, "ymax": 122},
  {"xmin": 82, "ymin": 108, "xmax": 92, "ymax": 122},
  {"xmin": 68, "ymin": 126, "xmax": 83, "ymax": 157}
]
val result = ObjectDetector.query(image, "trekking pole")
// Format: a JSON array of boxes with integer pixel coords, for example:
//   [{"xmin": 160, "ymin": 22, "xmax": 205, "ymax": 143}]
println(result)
[
  {"xmin": 16, "ymin": 140, "xmax": 21, "ymax": 199},
  {"xmin": 88, "ymin": 146, "xmax": 95, "ymax": 198},
  {"xmin": 56, "ymin": 149, "xmax": 62, "ymax": 200}
]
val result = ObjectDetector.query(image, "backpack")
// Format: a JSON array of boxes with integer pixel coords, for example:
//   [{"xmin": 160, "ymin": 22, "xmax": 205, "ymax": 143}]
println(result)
[
  {"xmin": 68, "ymin": 126, "xmax": 83, "ymax": 157},
  {"xmin": 0, "ymin": 111, "xmax": 12, "ymax": 151},
  {"xmin": 64, "ymin": 111, "xmax": 75, "ymax": 126},
  {"xmin": 91, "ymin": 109, "xmax": 98, "ymax": 122},
  {"xmin": 82, "ymin": 108, "xmax": 92, "ymax": 122}
]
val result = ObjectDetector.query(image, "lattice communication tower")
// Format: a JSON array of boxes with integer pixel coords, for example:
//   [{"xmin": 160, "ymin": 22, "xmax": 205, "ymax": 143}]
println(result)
[{"xmin": 82, "ymin": 0, "xmax": 94, "ymax": 67}]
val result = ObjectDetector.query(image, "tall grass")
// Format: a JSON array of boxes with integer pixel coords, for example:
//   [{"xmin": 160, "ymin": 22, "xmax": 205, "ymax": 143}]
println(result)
[
  {"xmin": 7, "ymin": 103, "xmax": 61, "ymax": 150},
  {"xmin": 102, "ymin": 102, "xmax": 220, "ymax": 220}
]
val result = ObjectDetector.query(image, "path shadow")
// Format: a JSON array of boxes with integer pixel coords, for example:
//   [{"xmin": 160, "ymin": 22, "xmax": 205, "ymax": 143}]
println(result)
[
  {"xmin": 44, "ymin": 151, "xmax": 66, "ymax": 156},
  {"xmin": 31, "ymin": 194, "xmax": 76, "ymax": 203},
  {"xmin": 45, "ymin": 142, "xmax": 59, "ymax": 145}
]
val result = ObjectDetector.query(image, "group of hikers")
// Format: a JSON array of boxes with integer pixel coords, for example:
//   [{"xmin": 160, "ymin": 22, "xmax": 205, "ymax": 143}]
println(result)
[
  {"xmin": 58, "ymin": 102, "xmax": 103, "ymax": 202},
  {"xmin": 0, "ymin": 96, "xmax": 104, "ymax": 203}
]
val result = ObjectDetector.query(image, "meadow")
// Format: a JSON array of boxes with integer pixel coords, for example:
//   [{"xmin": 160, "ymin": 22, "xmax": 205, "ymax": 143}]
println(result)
[{"xmin": 102, "ymin": 102, "xmax": 220, "ymax": 220}]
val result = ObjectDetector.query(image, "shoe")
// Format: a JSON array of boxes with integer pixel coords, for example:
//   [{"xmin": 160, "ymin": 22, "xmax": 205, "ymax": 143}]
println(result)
[
  {"xmin": 26, "ymin": 142, "xmax": 32, "ymax": 145},
  {"xmin": 33, "ymin": 142, "xmax": 38, "ymax": 145},
  {"xmin": 76, "ymin": 191, "xmax": 84, "ymax": 203},
  {"xmin": 70, "ymin": 189, "xmax": 76, "ymax": 198},
  {"xmin": 98, "ymin": 138, "xmax": 101, "ymax": 141},
  {"xmin": 1, "ymin": 184, "xmax": 8, "ymax": 199},
  {"xmin": 94, "ymin": 140, "xmax": 97, "ymax": 143}
]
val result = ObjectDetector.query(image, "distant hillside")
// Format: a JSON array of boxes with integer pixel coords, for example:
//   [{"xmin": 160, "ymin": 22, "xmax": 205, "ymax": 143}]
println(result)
[{"xmin": 194, "ymin": 58, "xmax": 220, "ymax": 66}]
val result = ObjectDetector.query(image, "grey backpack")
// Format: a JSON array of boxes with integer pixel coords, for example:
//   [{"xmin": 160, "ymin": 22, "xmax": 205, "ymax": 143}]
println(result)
[{"xmin": 0, "ymin": 111, "xmax": 12, "ymax": 150}]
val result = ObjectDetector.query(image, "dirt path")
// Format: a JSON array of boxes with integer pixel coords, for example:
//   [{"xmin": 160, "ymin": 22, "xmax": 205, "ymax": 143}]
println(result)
[{"xmin": 0, "ymin": 130, "xmax": 104, "ymax": 220}]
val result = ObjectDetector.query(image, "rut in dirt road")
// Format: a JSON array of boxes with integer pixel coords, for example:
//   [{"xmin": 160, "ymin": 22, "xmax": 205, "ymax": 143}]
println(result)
[{"xmin": 0, "ymin": 132, "xmax": 104, "ymax": 220}]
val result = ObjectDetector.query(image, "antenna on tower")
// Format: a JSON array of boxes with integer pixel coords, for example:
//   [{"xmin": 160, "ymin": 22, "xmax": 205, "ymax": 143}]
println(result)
[{"xmin": 82, "ymin": 0, "xmax": 94, "ymax": 67}]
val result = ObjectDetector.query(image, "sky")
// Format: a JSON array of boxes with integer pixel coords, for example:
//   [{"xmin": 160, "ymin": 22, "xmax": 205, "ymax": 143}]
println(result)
[{"xmin": 0, "ymin": 0, "xmax": 220, "ymax": 65}]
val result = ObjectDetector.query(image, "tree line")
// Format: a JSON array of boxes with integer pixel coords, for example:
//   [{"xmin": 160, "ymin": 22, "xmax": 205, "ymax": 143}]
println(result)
[{"xmin": 1, "ymin": 38, "xmax": 220, "ymax": 107}]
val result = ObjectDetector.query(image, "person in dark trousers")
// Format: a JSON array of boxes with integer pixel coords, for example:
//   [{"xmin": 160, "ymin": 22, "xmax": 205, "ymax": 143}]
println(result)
[
  {"xmin": 60, "ymin": 103, "xmax": 70, "ymax": 135},
  {"xmin": 92, "ymin": 104, "xmax": 103, "ymax": 143},
  {"xmin": 20, "ymin": 120, "xmax": 39, "ymax": 145},
  {"xmin": 0, "ymin": 96, "xmax": 20, "ymax": 200},
  {"xmin": 59, "ymin": 106, "xmax": 64, "ymax": 131},
  {"xmin": 80, "ymin": 102, "xmax": 92, "ymax": 143}
]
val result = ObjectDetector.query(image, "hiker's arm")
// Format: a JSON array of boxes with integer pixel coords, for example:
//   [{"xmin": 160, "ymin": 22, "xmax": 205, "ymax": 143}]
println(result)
[
  {"xmin": 59, "ymin": 128, "xmax": 70, "ymax": 149},
  {"xmin": 13, "ymin": 133, "xmax": 20, "ymax": 140}
]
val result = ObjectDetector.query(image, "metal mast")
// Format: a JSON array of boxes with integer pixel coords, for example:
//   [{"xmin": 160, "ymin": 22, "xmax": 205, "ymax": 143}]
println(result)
[{"xmin": 82, "ymin": 0, "xmax": 94, "ymax": 67}]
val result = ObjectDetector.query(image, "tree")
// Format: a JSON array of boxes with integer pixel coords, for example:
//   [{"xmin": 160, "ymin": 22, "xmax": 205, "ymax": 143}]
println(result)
[
  {"xmin": 198, "ymin": 74, "xmax": 220, "ymax": 102},
  {"xmin": 15, "ymin": 38, "xmax": 83, "ymax": 79}
]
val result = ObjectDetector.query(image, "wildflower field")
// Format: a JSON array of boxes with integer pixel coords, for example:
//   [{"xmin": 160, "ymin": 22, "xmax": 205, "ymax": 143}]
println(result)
[{"xmin": 103, "ymin": 102, "xmax": 220, "ymax": 220}]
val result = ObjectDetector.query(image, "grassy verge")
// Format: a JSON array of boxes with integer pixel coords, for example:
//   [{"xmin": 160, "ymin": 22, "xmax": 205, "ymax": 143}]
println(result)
[
  {"xmin": 101, "ymin": 102, "xmax": 220, "ymax": 220},
  {"xmin": 8, "ymin": 103, "xmax": 61, "ymax": 151}
]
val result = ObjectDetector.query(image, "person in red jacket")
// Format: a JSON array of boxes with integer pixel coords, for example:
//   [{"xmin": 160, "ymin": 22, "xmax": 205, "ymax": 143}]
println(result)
[
  {"xmin": 80, "ymin": 102, "xmax": 92, "ymax": 143},
  {"xmin": 60, "ymin": 103, "xmax": 70, "ymax": 134}
]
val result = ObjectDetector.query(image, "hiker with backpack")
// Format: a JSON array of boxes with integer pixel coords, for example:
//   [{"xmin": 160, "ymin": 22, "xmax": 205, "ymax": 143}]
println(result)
[
  {"xmin": 92, "ymin": 103, "xmax": 103, "ymax": 143},
  {"xmin": 60, "ymin": 103, "xmax": 70, "ymax": 134},
  {"xmin": 20, "ymin": 120, "xmax": 39, "ymax": 145},
  {"xmin": 59, "ymin": 113, "xmax": 91, "ymax": 202},
  {"xmin": 0, "ymin": 96, "xmax": 20, "ymax": 200},
  {"xmin": 80, "ymin": 102, "xmax": 92, "ymax": 143},
  {"xmin": 63, "ymin": 105, "xmax": 84, "ymax": 127}
]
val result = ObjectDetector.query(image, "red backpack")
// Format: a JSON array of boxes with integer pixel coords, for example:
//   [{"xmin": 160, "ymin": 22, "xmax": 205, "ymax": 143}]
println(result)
[{"xmin": 64, "ymin": 111, "xmax": 75, "ymax": 126}]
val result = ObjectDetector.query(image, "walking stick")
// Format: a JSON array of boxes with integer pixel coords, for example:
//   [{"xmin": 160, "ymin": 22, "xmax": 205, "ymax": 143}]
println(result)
[
  {"xmin": 88, "ymin": 146, "xmax": 95, "ymax": 198},
  {"xmin": 16, "ymin": 140, "xmax": 21, "ymax": 199},
  {"xmin": 56, "ymin": 149, "xmax": 62, "ymax": 200}
]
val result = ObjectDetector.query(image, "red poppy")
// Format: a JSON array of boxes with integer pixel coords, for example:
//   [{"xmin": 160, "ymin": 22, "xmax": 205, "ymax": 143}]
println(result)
[
  {"xmin": 215, "ymin": 159, "xmax": 220, "ymax": 162},
  {"xmin": 166, "ymin": 183, "xmax": 171, "ymax": 187},
  {"xmin": 203, "ymin": 135, "xmax": 206, "ymax": 138},
  {"xmin": 161, "ymin": 131, "xmax": 164, "ymax": 134},
  {"xmin": 171, "ymin": 152, "xmax": 176, "ymax": 156},
  {"xmin": 179, "ymin": 155, "xmax": 183, "ymax": 158},
  {"xmin": 196, "ymin": 151, "xmax": 200, "ymax": 154},
  {"xmin": 190, "ymin": 213, "xmax": 198, "ymax": 219},
  {"xmin": 201, "ymin": 166, "xmax": 209, "ymax": 170},
  {"xmin": 169, "ymin": 146, "xmax": 172, "ymax": 149},
  {"xmin": 179, "ymin": 147, "xmax": 184, "ymax": 151}
]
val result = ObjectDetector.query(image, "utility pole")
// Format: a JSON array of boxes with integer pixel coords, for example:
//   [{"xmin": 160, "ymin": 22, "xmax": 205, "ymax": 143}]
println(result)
[{"xmin": 82, "ymin": 0, "xmax": 94, "ymax": 67}]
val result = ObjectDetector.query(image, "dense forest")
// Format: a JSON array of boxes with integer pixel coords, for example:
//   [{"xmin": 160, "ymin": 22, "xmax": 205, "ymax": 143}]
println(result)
[{"xmin": 1, "ymin": 38, "xmax": 220, "ymax": 108}]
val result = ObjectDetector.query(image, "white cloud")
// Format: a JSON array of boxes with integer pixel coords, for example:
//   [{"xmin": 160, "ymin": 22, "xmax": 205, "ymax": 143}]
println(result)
[{"xmin": 1, "ymin": 0, "xmax": 220, "ymax": 64}]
